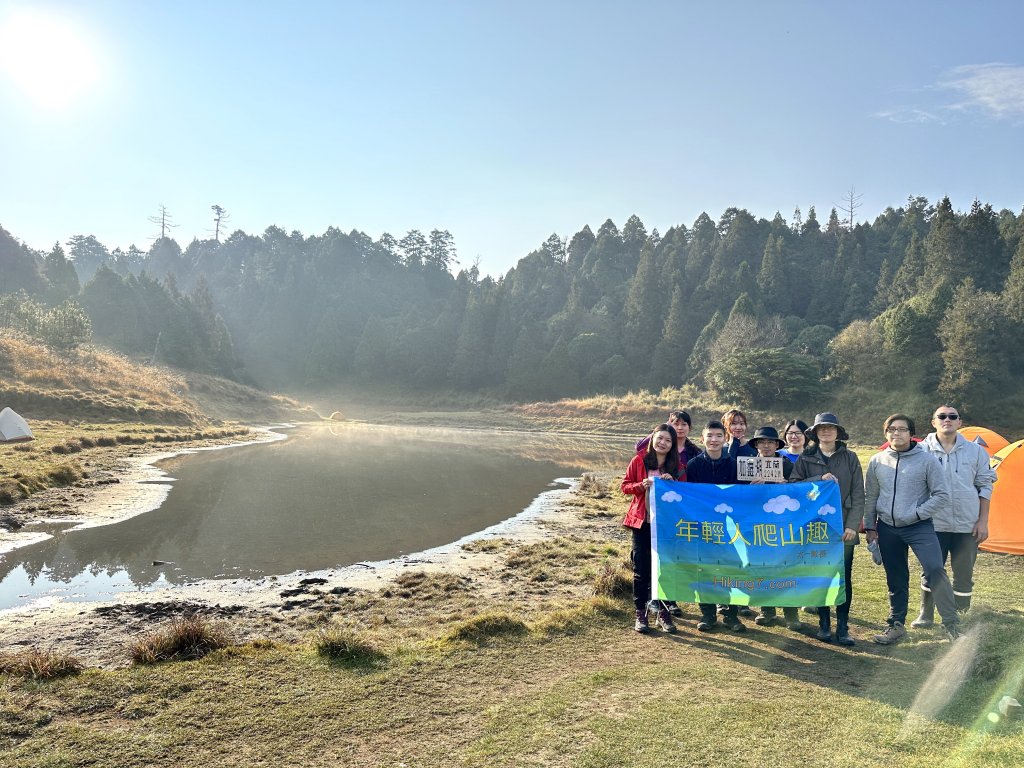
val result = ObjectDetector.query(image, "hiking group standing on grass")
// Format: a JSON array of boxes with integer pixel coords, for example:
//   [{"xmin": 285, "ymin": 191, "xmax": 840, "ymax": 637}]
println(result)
[{"xmin": 621, "ymin": 405, "xmax": 995, "ymax": 646}]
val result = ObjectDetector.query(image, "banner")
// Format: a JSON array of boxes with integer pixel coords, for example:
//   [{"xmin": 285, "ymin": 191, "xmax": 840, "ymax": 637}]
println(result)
[{"xmin": 649, "ymin": 478, "xmax": 846, "ymax": 607}]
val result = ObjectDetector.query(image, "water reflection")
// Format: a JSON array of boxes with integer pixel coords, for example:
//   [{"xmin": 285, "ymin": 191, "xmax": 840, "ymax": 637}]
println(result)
[{"xmin": 0, "ymin": 424, "xmax": 629, "ymax": 610}]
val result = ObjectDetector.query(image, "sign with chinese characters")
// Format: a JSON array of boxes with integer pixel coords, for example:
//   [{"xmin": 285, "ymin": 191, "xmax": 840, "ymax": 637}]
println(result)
[
  {"xmin": 649, "ymin": 479, "xmax": 845, "ymax": 606},
  {"xmin": 736, "ymin": 456, "xmax": 785, "ymax": 482}
]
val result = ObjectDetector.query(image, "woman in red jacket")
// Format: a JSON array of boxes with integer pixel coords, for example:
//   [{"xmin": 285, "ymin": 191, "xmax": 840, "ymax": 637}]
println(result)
[{"xmin": 621, "ymin": 423, "xmax": 685, "ymax": 634}]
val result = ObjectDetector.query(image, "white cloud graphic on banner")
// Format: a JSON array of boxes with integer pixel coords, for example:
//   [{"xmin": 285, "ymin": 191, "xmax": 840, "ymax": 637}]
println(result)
[
  {"xmin": 818, "ymin": 504, "xmax": 838, "ymax": 516},
  {"xmin": 661, "ymin": 490, "xmax": 682, "ymax": 503},
  {"xmin": 763, "ymin": 495, "xmax": 800, "ymax": 515},
  {"xmin": 714, "ymin": 503, "xmax": 732, "ymax": 514}
]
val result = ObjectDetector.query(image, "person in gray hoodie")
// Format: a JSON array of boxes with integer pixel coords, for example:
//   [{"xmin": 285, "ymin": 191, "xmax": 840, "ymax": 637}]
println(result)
[
  {"xmin": 864, "ymin": 413, "xmax": 960, "ymax": 643},
  {"xmin": 913, "ymin": 406, "xmax": 997, "ymax": 625}
]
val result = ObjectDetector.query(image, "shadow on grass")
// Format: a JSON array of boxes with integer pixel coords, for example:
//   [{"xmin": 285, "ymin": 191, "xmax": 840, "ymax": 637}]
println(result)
[{"xmin": 631, "ymin": 602, "xmax": 1024, "ymax": 731}]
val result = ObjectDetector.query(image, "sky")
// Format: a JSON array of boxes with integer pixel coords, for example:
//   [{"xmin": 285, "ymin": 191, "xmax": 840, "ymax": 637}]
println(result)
[{"xmin": 1, "ymin": 1, "xmax": 1023, "ymax": 278}]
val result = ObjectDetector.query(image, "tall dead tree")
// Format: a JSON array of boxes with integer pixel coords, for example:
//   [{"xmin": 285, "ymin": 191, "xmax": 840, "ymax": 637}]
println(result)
[
  {"xmin": 211, "ymin": 205, "xmax": 230, "ymax": 242},
  {"xmin": 836, "ymin": 186, "xmax": 864, "ymax": 231},
  {"xmin": 148, "ymin": 205, "xmax": 178, "ymax": 240}
]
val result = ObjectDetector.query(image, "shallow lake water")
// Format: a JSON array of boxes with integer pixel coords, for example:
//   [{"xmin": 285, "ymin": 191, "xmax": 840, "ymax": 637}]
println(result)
[{"xmin": 0, "ymin": 423, "xmax": 628, "ymax": 611}]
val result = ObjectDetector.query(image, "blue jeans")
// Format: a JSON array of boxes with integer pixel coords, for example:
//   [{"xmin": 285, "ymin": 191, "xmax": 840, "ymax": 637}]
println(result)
[{"xmin": 877, "ymin": 519, "xmax": 958, "ymax": 626}]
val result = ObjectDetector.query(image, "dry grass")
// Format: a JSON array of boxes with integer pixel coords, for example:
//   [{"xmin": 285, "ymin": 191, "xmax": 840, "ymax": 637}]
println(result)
[
  {"xmin": 313, "ymin": 626, "xmax": 386, "ymax": 665},
  {"xmin": 442, "ymin": 612, "xmax": 530, "ymax": 644},
  {"xmin": 0, "ymin": 647, "xmax": 84, "ymax": 679},
  {"xmin": 128, "ymin": 616, "xmax": 232, "ymax": 664}
]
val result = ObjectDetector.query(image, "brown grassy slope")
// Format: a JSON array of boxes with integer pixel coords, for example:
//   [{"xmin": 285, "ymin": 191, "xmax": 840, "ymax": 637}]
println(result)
[{"xmin": 0, "ymin": 330, "xmax": 315, "ymax": 425}]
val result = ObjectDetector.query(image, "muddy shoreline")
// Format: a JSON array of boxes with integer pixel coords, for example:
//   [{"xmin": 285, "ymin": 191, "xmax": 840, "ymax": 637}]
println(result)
[{"xmin": 0, "ymin": 423, "xmax": 602, "ymax": 668}]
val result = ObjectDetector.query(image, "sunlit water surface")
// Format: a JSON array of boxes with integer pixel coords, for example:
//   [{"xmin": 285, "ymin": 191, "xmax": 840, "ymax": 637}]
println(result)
[{"xmin": 0, "ymin": 423, "xmax": 627, "ymax": 610}]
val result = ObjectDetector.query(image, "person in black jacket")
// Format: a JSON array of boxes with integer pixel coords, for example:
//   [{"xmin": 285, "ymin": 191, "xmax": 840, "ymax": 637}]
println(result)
[{"xmin": 687, "ymin": 421, "xmax": 745, "ymax": 633}]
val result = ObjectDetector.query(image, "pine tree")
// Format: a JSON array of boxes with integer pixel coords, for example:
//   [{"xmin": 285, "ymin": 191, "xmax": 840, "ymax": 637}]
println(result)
[{"xmin": 650, "ymin": 286, "xmax": 688, "ymax": 387}]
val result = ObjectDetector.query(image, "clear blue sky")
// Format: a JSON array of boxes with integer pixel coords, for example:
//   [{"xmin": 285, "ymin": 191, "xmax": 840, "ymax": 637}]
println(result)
[{"xmin": 2, "ymin": 1, "xmax": 1022, "ymax": 277}]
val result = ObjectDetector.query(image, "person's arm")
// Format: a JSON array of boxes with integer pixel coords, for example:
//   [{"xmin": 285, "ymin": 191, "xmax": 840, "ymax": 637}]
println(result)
[
  {"xmin": 621, "ymin": 455, "xmax": 647, "ymax": 498},
  {"xmin": 915, "ymin": 453, "xmax": 950, "ymax": 520},
  {"xmin": 842, "ymin": 453, "xmax": 865, "ymax": 542},
  {"xmin": 863, "ymin": 459, "xmax": 880, "ymax": 541}
]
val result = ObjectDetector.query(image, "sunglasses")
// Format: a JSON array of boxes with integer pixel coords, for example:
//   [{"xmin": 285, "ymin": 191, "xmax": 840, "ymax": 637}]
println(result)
[{"xmin": 935, "ymin": 413, "xmax": 960, "ymax": 421}]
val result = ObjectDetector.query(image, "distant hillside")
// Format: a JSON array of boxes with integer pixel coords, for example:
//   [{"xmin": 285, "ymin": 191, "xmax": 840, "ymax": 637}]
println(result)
[{"xmin": 0, "ymin": 330, "xmax": 315, "ymax": 425}]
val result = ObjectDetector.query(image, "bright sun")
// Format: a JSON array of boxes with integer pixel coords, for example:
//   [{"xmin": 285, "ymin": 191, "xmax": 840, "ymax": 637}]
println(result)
[{"xmin": 0, "ymin": 8, "xmax": 103, "ymax": 110}]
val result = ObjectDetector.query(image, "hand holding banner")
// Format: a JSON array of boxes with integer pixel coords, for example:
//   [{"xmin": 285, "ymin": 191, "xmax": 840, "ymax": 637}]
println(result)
[{"xmin": 649, "ymin": 479, "xmax": 846, "ymax": 607}]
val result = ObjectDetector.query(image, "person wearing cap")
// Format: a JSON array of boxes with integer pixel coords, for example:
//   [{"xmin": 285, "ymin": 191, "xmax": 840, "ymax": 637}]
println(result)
[
  {"xmin": 790, "ymin": 412, "xmax": 864, "ymax": 645},
  {"xmin": 745, "ymin": 426, "xmax": 802, "ymax": 630},
  {"xmin": 914, "ymin": 405, "xmax": 996, "ymax": 626},
  {"xmin": 865, "ymin": 413, "xmax": 960, "ymax": 644}
]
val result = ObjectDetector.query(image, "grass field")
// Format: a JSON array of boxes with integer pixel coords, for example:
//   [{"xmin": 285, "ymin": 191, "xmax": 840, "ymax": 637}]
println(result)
[{"xmin": 2, "ymin": 476, "xmax": 1022, "ymax": 768}]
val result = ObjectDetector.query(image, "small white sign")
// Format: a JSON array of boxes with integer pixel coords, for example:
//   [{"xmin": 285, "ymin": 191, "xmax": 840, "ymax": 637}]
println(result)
[{"xmin": 736, "ymin": 456, "xmax": 785, "ymax": 483}]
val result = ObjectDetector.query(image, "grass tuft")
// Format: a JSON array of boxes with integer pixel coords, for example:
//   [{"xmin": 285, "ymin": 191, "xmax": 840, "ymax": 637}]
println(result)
[
  {"xmin": 313, "ymin": 626, "xmax": 386, "ymax": 665},
  {"xmin": 128, "ymin": 615, "xmax": 231, "ymax": 664},
  {"xmin": 0, "ymin": 647, "xmax": 84, "ymax": 679},
  {"xmin": 443, "ymin": 612, "xmax": 529, "ymax": 644},
  {"xmin": 591, "ymin": 561, "xmax": 632, "ymax": 600}
]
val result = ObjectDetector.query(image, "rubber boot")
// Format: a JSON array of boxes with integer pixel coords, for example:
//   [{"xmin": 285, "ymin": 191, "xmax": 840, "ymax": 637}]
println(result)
[
  {"xmin": 954, "ymin": 594, "xmax": 972, "ymax": 614},
  {"xmin": 910, "ymin": 589, "xmax": 935, "ymax": 628},
  {"xmin": 782, "ymin": 607, "xmax": 804, "ymax": 631},
  {"xmin": 835, "ymin": 617, "xmax": 855, "ymax": 646},
  {"xmin": 816, "ymin": 608, "xmax": 832, "ymax": 642}
]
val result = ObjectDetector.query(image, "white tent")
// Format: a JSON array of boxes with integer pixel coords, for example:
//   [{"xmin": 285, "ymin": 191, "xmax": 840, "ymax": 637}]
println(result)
[{"xmin": 0, "ymin": 407, "xmax": 34, "ymax": 443}]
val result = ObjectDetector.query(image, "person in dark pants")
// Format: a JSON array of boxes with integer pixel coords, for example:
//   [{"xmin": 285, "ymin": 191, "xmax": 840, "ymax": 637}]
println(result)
[
  {"xmin": 864, "ymin": 413, "xmax": 960, "ymax": 644},
  {"xmin": 790, "ymin": 413, "xmax": 863, "ymax": 645},
  {"xmin": 915, "ymin": 405, "xmax": 997, "ymax": 625},
  {"xmin": 686, "ymin": 420, "xmax": 745, "ymax": 633},
  {"xmin": 621, "ymin": 424, "xmax": 685, "ymax": 634}
]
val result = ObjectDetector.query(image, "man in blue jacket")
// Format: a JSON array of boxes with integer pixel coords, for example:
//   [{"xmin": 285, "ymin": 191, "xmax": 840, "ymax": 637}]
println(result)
[{"xmin": 864, "ymin": 413, "xmax": 960, "ymax": 643}]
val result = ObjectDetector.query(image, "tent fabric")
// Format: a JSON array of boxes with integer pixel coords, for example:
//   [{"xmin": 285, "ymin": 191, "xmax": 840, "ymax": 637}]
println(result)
[
  {"xmin": 0, "ymin": 407, "xmax": 34, "ymax": 443},
  {"xmin": 981, "ymin": 439, "xmax": 1024, "ymax": 556},
  {"xmin": 959, "ymin": 426, "xmax": 1010, "ymax": 457}
]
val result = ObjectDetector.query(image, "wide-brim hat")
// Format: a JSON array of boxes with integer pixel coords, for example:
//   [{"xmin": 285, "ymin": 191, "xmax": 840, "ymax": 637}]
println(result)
[
  {"xmin": 806, "ymin": 412, "xmax": 849, "ymax": 442},
  {"xmin": 749, "ymin": 425, "xmax": 785, "ymax": 449}
]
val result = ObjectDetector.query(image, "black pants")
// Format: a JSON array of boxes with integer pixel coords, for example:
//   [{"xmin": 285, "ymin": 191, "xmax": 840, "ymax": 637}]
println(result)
[
  {"xmin": 818, "ymin": 543, "xmax": 855, "ymax": 624},
  {"xmin": 631, "ymin": 522, "xmax": 653, "ymax": 614}
]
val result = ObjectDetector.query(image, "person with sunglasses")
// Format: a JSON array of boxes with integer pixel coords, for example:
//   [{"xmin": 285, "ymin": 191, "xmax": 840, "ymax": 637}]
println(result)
[
  {"xmin": 913, "ymin": 406, "xmax": 996, "ymax": 626},
  {"xmin": 864, "ymin": 413, "xmax": 960, "ymax": 643}
]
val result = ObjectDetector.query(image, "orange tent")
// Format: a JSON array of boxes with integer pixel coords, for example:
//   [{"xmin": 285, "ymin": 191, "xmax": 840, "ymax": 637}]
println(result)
[
  {"xmin": 981, "ymin": 439, "xmax": 1024, "ymax": 556},
  {"xmin": 959, "ymin": 426, "xmax": 1010, "ymax": 457}
]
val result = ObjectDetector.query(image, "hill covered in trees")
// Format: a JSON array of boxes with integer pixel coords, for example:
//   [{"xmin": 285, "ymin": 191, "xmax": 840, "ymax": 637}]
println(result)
[{"xmin": 2, "ymin": 196, "xmax": 1023, "ymax": 420}]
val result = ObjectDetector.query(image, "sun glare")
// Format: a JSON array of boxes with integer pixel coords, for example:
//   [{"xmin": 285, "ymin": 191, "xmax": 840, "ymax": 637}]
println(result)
[{"xmin": 0, "ymin": 8, "xmax": 103, "ymax": 110}]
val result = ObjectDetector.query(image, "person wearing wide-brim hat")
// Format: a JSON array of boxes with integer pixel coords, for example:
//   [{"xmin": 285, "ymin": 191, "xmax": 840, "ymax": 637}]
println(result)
[
  {"xmin": 744, "ymin": 426, "xmax": 802, "ymax": 629},
  {"xmin": 791, "ymin": 412, "xmax": 865, "ymax": 646},
  {"xmin": 804, "ymin": 412, "xmax": 850, "ymax": 443},
  {"xmin": 745, "ymin": 426, "xmax": 796, "ymax": 481}
]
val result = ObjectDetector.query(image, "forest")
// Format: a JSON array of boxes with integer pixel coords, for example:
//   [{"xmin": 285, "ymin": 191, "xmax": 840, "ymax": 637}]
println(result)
[{"xmin": 2, "ymin": 196, "xmax": 1023, "ymax": 418}]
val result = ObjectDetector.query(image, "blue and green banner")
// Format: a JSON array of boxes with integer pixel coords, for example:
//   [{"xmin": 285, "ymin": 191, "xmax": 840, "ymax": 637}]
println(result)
[{"xmin": 649, "ymin": 479, "xmax": 846, "ymax": 607}]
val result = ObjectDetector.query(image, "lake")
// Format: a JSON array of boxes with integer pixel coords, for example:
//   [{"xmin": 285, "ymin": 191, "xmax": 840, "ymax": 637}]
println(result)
[{"xmin": 0, "ymin": 423, "xmax": 628, "ymax": 611}]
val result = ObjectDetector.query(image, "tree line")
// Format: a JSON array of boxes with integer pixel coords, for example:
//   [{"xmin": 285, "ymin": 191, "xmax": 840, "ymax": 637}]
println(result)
[{"xmin": 1, "ymin": 196, "xmax": 1022, "ymax": 414}]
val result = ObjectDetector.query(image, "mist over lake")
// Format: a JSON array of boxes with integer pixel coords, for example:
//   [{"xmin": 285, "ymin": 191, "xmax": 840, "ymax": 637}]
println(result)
[{"xmin": 0, "ymin": 423, "xmax": 627, "ymax": 611}]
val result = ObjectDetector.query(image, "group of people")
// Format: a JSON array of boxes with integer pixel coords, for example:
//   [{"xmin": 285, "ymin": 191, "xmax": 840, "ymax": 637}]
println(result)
[{"xmin": 620, "ymin": 406, "xmax": 996, "ymax": 647}]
